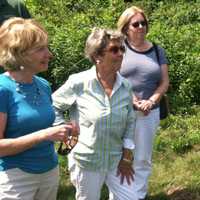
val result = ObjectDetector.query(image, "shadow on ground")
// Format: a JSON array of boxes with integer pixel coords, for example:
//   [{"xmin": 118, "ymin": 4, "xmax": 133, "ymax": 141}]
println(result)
[
  {"xmin": 57, "ymin": 184, "xmax": 200, "ymax": 200},
  {"xmin": 148, "ymin": 187, "xmax": 200, "ymax": 200}
]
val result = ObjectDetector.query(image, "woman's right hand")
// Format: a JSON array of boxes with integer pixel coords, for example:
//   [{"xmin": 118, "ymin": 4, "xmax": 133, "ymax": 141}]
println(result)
[
  {"xmin": 44, "ymin": 122, "xmax": 79, "ymax": 142},
  {"xmin": 44, "ymin": 124, "xmax": 71, "ymax": 142},
  {"xmin": 66, "ymin": 121, "xmax": 80, "ymax": 137},
  {"xmin": 0, "ymin": 123, "xmax": 78, "ymax": 157}
]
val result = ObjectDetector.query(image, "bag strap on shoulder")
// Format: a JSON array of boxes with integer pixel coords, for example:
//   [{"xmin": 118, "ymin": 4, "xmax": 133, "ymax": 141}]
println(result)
[{"xmin": 153, "ymin": 42, "xmax": 160, "ymax": 65}]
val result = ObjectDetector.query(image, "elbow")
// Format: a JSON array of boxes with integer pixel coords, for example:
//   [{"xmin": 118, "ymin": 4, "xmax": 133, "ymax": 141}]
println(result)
[
  {"xmin": 164, "ymin": 81, "xmax": 169, "ymax": 93},
  {"xmin": 161, "ymin": 77, "xmax": 169, "ymax": 94}
]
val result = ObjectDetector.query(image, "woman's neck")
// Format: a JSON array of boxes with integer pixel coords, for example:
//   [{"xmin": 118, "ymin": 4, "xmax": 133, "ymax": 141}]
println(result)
[
  {"xmin": 6, "ymin": 70, "xmax": 34, "ymax": 83},
  {"xmin": 96, "ymin": 67, "xmax": 116, "ymax": 97},
  {"xmin": 96, "ymin": 67, "xmax": 116, "ymax": 85},
  {"xmin": 127, "ymin": 38, "xmax": 151, "ymax": 51}
]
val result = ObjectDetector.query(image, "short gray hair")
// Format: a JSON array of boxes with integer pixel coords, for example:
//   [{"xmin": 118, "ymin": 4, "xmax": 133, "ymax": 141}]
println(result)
[{"xmin": 85, "ymin": 28, "xmax": 124, "ymax": 63}]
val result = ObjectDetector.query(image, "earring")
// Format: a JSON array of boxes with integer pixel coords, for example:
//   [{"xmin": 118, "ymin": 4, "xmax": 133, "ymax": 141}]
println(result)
[
  {"xmin": 96, "ymin": 60, "xmax": 100, "ymax": 65},
  {"xmin": 20, "ymin": 66, "xmax": 24, "ymax": 70}
]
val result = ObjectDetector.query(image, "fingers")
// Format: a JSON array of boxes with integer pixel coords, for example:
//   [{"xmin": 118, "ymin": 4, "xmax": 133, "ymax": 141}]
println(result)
[
  {"xmin": 44, "ymin": 121, "xmax": 79, "ymax": 143},
  {"xmin": 46, "ymin": 125, "xmax": 70, "ymax": 142},
  {"xmin": 119, "ymin": 169, "xmax": 134, "ymax": 185},
  {"xmin": 65, "ymin": 121, "xmax": 80, "ymax": 136},
  {"xmin": 123, "ymin": 168, "xmax": 134, "ymax": 185},
  {"xmin": 120, "ymin": 174, "xmax": 125, "ymax": 185},
  {"xmin": 126, "ymin": 171, "xmax": 134, "ymax": 185},
  {"xmin": 117, "ymin": 168, "xmax": 125, "ymax": 185},
  {"xmin": 138, "ymin": 100, "xmax": 153, "ymax": 113},
  {"xmin": 117, "ymin": 160, "xmax": 134, "ymax": 185}
]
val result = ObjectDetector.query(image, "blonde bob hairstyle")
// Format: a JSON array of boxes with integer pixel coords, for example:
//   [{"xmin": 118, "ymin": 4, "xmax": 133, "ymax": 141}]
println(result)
[
  {"xmin": 0, "ymin": 17, "xmax": 48, "ymax": 71},
  {"xmin": 117, "ymin": 6, "xmax": 148, "ymax": 36},
  {"xmin": 85, "ymin": 27, "xmax": 124, "ymax": 64}
]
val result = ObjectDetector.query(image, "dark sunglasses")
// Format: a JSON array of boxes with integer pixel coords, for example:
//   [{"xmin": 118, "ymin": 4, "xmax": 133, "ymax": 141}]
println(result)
[
  {"xmin": 131, "ymin": 21, "xmax": 147, "ymax": 28},
  {"xmin": 57, "ymin": 136, "xmax": 78, "ymax": 156},
  {"xmin": 105, "ymin": 45, "xmax": 126, "ymax": 54}
]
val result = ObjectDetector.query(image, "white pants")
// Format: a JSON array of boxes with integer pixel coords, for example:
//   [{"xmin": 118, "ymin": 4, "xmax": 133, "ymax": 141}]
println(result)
[
  {"xmin": 0, "ymin": 166, "xmax": 59, "ymax": 200},
  {"xmin": 69, "ymin": 161, "xmax": 138, "ymax": 200},
  {"xmin": 132, "ymin": 108, "xmax": 160, "ymax": 199}
]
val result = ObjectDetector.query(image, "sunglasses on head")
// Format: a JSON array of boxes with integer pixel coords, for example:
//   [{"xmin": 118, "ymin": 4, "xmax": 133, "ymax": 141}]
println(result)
[
  {"xmin": 105, "ymin": 45, "xmax": 126, "ymax": 54},
  {"xmin": 131, "ymin": 21, "xmax": 147, "ymax": 28}
]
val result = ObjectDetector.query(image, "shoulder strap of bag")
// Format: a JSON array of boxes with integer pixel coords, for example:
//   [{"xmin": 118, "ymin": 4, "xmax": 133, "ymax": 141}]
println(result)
[
  {"xmin": 17, "ymin": 0, "xmax": 22, "ymax": 17},
  {"xmin": 153, "ymin": 42, "xmax": 160, "ymax": 65}
]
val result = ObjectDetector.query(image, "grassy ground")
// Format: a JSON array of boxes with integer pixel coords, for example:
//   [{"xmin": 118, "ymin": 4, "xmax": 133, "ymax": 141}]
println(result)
[{"xmin": 56, "ymin": 112, "xmax": 200, "ymax": 200}]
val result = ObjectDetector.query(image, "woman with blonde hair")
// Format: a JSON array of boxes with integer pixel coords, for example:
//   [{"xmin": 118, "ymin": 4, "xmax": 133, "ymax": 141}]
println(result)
[
  {"xmin": 0, "ymin": 17, "xmax": 79, "ymax": 200},
  {"xmin": 118, "ymin": 6, "xmax": 169, "ymax": 200}
]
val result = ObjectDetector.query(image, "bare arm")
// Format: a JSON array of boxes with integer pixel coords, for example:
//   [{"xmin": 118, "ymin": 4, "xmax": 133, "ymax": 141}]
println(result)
[
  {"xmin": 139, "ymin": 64, "xmax": 169, "ymax": 113},
  {"xmin": 149, "ymin": 64, "xmax": 169, "ymax": 103},
  {"xmin": 0, "ymin": 112, "xmax": 74, "ymax": 157}
]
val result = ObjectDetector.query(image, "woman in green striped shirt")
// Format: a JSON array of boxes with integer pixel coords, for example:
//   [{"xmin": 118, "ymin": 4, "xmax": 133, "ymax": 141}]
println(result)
[{"xmin": 53, "ymin": 28, "xmax": 138, "ymax": 200}]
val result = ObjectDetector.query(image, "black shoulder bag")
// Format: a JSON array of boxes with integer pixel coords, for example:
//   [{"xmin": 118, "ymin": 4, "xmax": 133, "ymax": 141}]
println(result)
[{"xmin": 153, "ymin": 43, "xmax": 170, "ymax": 120}]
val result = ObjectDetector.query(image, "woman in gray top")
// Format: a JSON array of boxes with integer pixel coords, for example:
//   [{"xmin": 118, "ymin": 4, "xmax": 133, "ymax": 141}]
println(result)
[{"xmin": 117, "ymin": 6, "xmax": 169, "ymax": 200}]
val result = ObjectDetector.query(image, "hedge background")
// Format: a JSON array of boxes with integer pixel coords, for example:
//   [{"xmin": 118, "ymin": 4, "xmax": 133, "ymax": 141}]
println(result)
[{"xmin": 25, "ymin": 0, "xmax": 200, "ymax": 113}]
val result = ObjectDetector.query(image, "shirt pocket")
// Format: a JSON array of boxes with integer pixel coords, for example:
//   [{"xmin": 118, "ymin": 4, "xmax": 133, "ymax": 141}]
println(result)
[{"xmin": 81, "ymin": 120, "xmax": 93, "ymax": 128}]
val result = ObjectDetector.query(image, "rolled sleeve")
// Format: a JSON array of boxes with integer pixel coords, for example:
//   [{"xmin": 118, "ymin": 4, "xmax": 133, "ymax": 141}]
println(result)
[
  {"xmin": 123, "ymin": 88, "xmax": 136, "ymax": 150},
  {"xmin": 52, "ymin": 76, "xmax": 77, "ymax": 125},
  {"xmin": 123, "ymin": 138, "xmax": 135, "ymax": 150},
  {"xmin": 52, "ymin": 76, "xmax": 76, "ymax": 110}
]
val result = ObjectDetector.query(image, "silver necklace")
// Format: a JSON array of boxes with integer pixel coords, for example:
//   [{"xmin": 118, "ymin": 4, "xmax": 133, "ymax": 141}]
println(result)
[
  {"xmin": 127, "ymin": 39, "xmax": 150, "ymax": 51},
  {"xmin": 15, "ymin": 77, "xmax": 42, "ymax": 105}
]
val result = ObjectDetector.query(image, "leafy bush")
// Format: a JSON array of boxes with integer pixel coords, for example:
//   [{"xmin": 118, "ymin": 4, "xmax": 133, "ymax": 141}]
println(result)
[
  {"xmin": 25, "ymin": 0, "xmax": 200, "ymax": 113},
  {"xmin": 155, "ymin": 108, "xmax": 200, "ymax": 154}
]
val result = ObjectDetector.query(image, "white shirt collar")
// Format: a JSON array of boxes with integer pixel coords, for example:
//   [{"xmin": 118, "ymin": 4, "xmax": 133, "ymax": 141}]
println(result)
[{"xmin": 90, "ymin": 66, "xmax": 123, "ymax": 97}]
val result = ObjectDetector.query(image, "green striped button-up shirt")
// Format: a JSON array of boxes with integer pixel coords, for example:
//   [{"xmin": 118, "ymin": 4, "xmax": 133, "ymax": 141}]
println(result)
[{"xmin": 52, "ymin": 66, "xmax": 136, "ymax": 172}]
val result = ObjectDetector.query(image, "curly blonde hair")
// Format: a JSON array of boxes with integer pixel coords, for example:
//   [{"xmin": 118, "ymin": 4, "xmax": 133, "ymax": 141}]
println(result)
[{"xmin": 0, "ymin": 17, "xmax": 48, "ymax": 71}]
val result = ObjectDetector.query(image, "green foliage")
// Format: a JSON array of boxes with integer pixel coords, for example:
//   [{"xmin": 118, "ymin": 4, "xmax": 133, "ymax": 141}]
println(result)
[
  {"xmin": 55, "ymin": 111, "xmax": 200, "ymax": 199},
  {"xmin": 155, "ymin": 108, "xmax": 200, "ymax": 154},
  {"xmin": 147, "ymin": 1, "xmax": 200, "ymax": 113},
  {"xmin": 25, "ymin": 0, "xmax": 200, "ymax": 112}
]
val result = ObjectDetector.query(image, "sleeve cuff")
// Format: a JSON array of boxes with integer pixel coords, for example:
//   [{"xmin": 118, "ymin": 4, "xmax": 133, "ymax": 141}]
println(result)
[
  {"xmin": 123, "ymin": 138, "xmax": 135, "ymax": 150},
  {"xmin": 53, "ymin": 107, "xmax": 65, "ymax": 126}
]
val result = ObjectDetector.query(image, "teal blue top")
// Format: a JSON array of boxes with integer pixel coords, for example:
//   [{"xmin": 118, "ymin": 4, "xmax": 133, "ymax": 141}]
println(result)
[
  {"xmin": 0, "ymin": 74, "xmax": 58, "ymax": 174},
  {"xmin": 53, "ymin": 66, "xmax": 136, "ymax": 172}
]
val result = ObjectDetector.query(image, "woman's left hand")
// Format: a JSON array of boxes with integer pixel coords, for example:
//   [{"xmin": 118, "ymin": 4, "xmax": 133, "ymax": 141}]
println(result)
[
  {"xmin": 117, "ymin": 159, "xmax": 134, "ymax": 185},
  {"xmin": 138, "ymin": 99, "xmax": 154, "ymax": 114}
]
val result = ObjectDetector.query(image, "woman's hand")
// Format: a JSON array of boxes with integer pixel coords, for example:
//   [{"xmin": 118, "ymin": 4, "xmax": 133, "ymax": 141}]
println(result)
[
  {"xmin": 117, "ymin": 148, "xmax": 134, "ymax": 185},
  {"xmin": 66, "ymin": 121, "xmax": 80, "ymax": 137},
  {"xmin": 44, "ymin": 121, "xmax": 79, "ymax": 142},
  {"xmin": 137, "ymin": 99, "xmax": 155, "ymax": 115},
  {"xmin": 133, "ymin": 95, "xmax": 142, "ymax": 110},
  {"xmin": 0, "ymin": 122, "xmax": 79, "ymax": 157},
  {"xmin": 117, "ymin": 159, "xmax": 134, "ymax": 185},
  {"xmin": 44, "ymin": 124, "xmax": 72, "ymax": 142}
]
